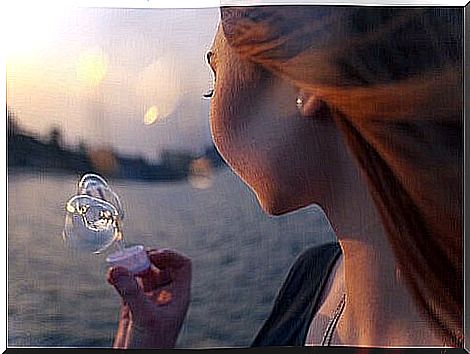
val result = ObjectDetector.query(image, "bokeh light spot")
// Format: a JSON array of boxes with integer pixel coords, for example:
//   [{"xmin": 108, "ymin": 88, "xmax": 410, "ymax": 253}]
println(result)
[
  {"xmin": 144, "ymin": 105, "xmax": 160, "ymax": 125},
  {"xmin": 76, "ymin": 50, "xmax": 108, "ymax": 87},
  {"xmin": 189, "ymin": 157, "xmax": 214, "ymax": 189}
]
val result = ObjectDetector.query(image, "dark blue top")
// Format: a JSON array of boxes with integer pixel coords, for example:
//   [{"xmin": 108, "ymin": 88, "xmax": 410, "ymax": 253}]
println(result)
[{"xmin": 252, "ymin": 242, "xmax": 342, "ymax": 347}]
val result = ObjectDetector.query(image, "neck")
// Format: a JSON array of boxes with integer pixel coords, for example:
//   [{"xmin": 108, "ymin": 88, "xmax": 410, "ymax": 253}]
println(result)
[
  {"xmin": 319, "ymin": 147, "xmax": 442, "ymax": 346},
  {"xmin": 337, "ymin": 239, "xmax": 443, "ymax": 346}
]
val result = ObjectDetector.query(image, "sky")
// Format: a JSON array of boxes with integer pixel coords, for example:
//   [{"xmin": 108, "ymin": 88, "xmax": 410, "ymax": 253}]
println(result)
[{"xmin": 6, "ymin": 6, "xmax": 220, "ymax": 161}]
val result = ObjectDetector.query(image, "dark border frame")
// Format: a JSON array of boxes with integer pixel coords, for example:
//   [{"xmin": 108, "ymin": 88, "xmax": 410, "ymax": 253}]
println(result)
[{"xmin": 5, "ymin": 3, "xmax": 470, "ymax": 354}]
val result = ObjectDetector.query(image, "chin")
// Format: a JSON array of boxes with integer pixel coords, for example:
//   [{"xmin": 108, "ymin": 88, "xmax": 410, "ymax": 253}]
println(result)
[{"xmin": 256, "ymin": 192, "xmax": 313, "ymax": 217}]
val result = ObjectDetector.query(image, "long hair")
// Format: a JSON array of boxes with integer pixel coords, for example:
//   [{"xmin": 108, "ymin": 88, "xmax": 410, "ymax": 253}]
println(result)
[{"xmin": 221, "ymin": 6, "xmax": 463, "ymax": 346}]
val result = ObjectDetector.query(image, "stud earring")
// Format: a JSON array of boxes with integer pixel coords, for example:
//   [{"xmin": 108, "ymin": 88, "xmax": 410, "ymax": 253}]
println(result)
[{"xmin": 296, "ymin": 97, "xmax": 304, "ymax": 109}]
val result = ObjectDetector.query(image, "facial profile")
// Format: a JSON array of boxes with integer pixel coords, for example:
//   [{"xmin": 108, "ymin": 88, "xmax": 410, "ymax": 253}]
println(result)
[
  {"xmin": 207, "ymin": 26, "xmax": 353, "ymax": 216},
  {"xmin": 209, "ymin": 6, "xmax": 463, "ymax": 347}
]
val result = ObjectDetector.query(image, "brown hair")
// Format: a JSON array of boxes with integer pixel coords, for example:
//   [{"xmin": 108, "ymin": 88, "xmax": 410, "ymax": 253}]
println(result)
[{"xmin": 221, "ymin": 6, "xmax": 463, "ymax": 346}]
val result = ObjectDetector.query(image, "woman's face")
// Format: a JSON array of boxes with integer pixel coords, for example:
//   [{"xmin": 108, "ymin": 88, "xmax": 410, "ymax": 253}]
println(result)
[{"xmin": 208, "ymin": 27, "xmax": 341, "ymax": 216}]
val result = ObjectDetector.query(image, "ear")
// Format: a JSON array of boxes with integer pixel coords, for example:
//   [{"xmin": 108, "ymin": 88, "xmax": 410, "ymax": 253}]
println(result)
[{"xmin": 298, "ymin": 92, "xmax": 325, "ymax": 118}]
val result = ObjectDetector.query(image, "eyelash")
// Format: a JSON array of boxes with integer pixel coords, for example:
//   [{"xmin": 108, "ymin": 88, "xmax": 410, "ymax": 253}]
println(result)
[
  {"xmin": 203, "ymin": 88, "xmax": 214, "ymax": 99},
  {"xmin": 203, "ymin": 51, "xmax": 215, "ymax": 99}
]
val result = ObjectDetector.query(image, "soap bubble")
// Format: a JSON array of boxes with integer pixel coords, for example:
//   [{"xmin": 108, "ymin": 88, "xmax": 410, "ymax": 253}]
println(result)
[
  {"xmin": 63, "ymin": 194, "xmax": 120, "ymax": 254},
  {"xmin": 78, "ymin": 173, "xmax": 124, "ymax": 219},
  {"xmin": 63, "ymin": 174, "xmax": 124, "ymax": 254},
  {"xmin": 63, "ymin": 173, "xmax": 150, "ymax": 273}
]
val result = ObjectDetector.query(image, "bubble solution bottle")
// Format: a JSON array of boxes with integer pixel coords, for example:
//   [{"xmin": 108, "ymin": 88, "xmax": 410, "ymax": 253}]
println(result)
[{"xmin": 63, "ymin": 173, "xmax": 150, "ymax": 274}]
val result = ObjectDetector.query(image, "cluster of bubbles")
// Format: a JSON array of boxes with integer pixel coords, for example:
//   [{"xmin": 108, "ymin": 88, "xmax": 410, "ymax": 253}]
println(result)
[{"xmin": 63, "ymin": 173, "xmax": 125, "ymax": 254}]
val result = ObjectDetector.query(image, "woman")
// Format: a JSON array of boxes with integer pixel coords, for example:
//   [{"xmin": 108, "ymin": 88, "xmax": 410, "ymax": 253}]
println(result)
[{"xmin": 107, "ymin": 6, "xmax": 463, "ymax": 348}]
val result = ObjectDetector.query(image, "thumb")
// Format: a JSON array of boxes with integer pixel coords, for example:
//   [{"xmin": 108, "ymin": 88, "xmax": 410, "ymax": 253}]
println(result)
[{"xmin": 108, "ymin": 267, "xmax": 154, "ymax": 320}]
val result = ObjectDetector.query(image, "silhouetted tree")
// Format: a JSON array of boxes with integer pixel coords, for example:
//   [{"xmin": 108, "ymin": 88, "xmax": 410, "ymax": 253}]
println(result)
[
  {"xmin": 7, "ymin": 107, "xmax": 20, "ymax": 137},
  {"xmin": 48, "ymin": 126, "xmax": 63, "ymax": 148},
  {"xmin": 160, "ymin": 149, "xmax": 194, "ymax": 175},
  {"xmin": 78, "ymin": 139, "xmax": 88, "ymax": 156}
]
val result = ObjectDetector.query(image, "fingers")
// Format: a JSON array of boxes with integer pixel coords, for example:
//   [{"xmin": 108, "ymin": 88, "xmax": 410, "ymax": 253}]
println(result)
[
  {"xmin": 113, "ymin": 305, "xmax": 130, "ymax": 349},
  {"xmin": 147, "ymin": 249, "xmax": 191, "ymax": 271},
  {"xmin": 136, "ymin": 248, "xmax": 188, "ymax": 291},
  {"xmin": 146, "ymin": 249, "xmax": 192, "ymax": 308},
  {"xmin": 147, "ymin": 249, "xmax": 191, "ymax": 283},
  {"xmin": 107, "ymin": 267, "xmax": 155, "ymax": 325},
  {"xmin": 139, "ymin": 267, "xmax": 171, "ymax": 292},
  {"xmin": 107, "ymin": 249, "xmax": 191, "ymax": 314},
  {"xmin": 119, "ymin": 303, "xmax": 130, "ymax": 322}
]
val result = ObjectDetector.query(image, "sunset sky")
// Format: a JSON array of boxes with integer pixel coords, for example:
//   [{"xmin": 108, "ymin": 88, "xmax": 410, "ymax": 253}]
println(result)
[{"xmin": 6, "ymin": 6, "xmax": 219, "ymax": 161}]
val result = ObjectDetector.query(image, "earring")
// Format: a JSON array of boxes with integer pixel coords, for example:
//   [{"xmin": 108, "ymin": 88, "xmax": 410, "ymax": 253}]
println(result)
[{"xmin": 296, "ymin": 97, "xmax": 304, "ymax": 109}]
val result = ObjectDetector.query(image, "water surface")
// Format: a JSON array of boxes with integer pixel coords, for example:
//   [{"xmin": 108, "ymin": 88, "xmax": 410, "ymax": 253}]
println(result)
[{"xmin": 8, "ymin": 169, "xmax": 335, "ymax": 347}]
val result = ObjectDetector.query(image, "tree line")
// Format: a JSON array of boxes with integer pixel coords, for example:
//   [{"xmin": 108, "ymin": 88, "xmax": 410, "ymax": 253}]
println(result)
[{"xmin": 7, "ymin": 108, "xmax": 225, "ymax": 182}]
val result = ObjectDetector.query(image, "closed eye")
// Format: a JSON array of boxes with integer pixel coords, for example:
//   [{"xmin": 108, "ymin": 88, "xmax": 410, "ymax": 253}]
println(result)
[
  {"xmin": 203, "ymin": 50, "xmax": 216, "ymax": 99},
  {"xmin": 206, "ymin": 50, "xmax": 214, "ymax": 69},
  {"xmin": 203, "ymin": 88, "xmax": 214, "ymax": 99}
]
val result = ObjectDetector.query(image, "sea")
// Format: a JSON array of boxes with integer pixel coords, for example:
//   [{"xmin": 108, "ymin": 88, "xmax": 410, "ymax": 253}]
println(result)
[{"xmin": 7, "ymin": 168, "xmax": 335, "ymax": 348}]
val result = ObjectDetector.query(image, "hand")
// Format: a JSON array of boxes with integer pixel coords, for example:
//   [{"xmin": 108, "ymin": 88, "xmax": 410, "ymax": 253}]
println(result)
[{"xmin": 107, "ymin": 248, "xmax": 191, "ymax": 348}]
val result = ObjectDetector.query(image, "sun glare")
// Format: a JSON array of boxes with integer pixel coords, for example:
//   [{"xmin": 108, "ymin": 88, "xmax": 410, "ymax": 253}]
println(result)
[{"xmin": 3, "ymin": 1, "xmax": 68, "ymax": 59}]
